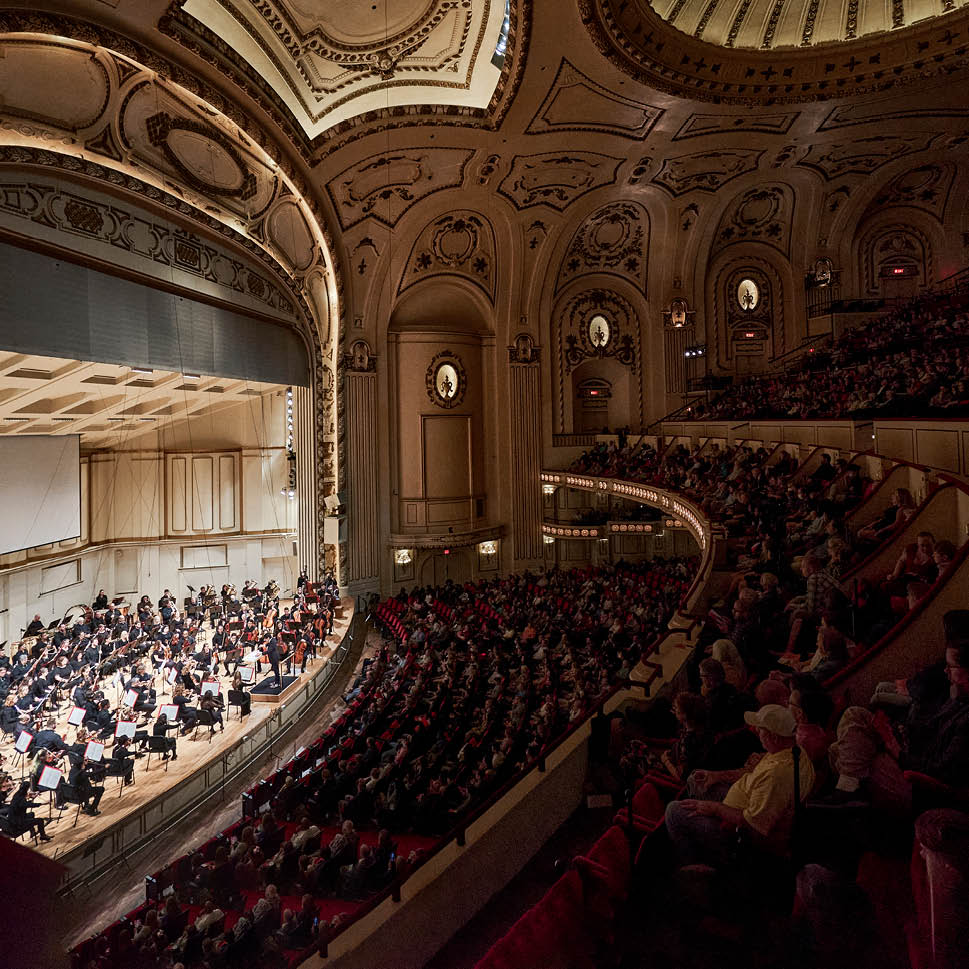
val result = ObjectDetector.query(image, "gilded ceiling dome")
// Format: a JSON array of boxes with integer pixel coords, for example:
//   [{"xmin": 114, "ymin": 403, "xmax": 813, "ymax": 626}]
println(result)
[{"xmin": 648, "ymin": 0, "xmax": 965, "ymax": 48}]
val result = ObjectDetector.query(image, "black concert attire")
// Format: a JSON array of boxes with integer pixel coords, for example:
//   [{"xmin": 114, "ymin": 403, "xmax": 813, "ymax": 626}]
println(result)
[
  {"xmin": 4, "ymin": 781, "xmax": 50, "ymax": 840},
  {"xmin": 265, "ymin": 638, "xmax": 282, "ymax": 688},
  {"xmin": 153, "ymin": 716, "xmax": 178, "ymax": 760}
]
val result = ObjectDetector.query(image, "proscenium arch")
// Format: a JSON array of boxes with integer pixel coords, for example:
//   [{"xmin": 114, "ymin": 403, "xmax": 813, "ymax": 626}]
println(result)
[{"xmin": 0, "ymin": 31, "xmax": 342, "ymax": 581}]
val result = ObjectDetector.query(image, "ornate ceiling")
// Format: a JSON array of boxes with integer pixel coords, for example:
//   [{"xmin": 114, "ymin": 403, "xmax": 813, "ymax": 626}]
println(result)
[
  {"xmin": 648, "ymin": 0, "xmax": 962, "ymax": 49},
  {"xmin": 176, "ymin": 0, "xmax": 509, "ymax": 137}
]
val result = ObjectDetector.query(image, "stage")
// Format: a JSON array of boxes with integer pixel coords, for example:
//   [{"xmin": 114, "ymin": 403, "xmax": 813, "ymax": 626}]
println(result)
[{"xmin": 11, "ymin": 599, "xmax": 356, "ymax": 882}]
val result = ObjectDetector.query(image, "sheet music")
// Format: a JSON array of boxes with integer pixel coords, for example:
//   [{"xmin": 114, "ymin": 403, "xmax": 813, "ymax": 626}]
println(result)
[
  {"xmin": 85, "ymin": 740, "xmax": 105, "ymax": 763},
  {"xmin": 38, "ymin": 765, "xmax": 62, "ymax": 790}
]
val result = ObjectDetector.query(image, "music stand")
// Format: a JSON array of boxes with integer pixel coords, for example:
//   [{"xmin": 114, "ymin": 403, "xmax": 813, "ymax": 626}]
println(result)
[
  {"xmin": 13, "ymin": 729, "xmax": 33, "ymax": 777},
  {"xmin": 238, "ymin": 666, "xmax": 255, "ymax": 685},
  {"xmin": 38, "ymin": 764, "xmax": 62, "ymax": 821},
  {"xmin": 158, "ymin": 704, "xmax": 178, "ymax": 723},
  {"xmin": 200, "ymin": 680, "xmax": 219, "ymax": 697},
  {"xmin": 122, "ymin": 688, "xmax": 140, "ymax": 711},
  {"xmin": 85, "ymin": 741, "xmax": 104, "ymax": 763},
  {"xmin": 68, "ymin": 706, "xmax": 86, "ymax": 729},
  {"xmin": 115, "ymin": 720, "xmax": 136, "ymax": 741}
]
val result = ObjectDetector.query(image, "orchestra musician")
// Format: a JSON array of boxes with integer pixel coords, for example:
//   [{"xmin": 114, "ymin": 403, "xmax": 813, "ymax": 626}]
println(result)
[
  {"xmin": 94, "ymin": 589, "xmax": 109, "ymax": 611},
  {"xmin": 25, "ymin": 614, "xmax": 45, "ymax": 637},
  {"xmin": 56, "ymin": 757, "xmax": 104, "ymax": 816},
  {"xmin": 153, "ymin": 713, "xmax": 178, "ymax": 761},
  {"xmin": 2, "ymin": 780, "xmax": 52, "ymax": 841}
]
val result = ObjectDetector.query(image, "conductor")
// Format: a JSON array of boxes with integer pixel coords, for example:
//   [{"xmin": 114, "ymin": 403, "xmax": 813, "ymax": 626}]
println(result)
[{"xmin": 265, "ymin": 637, "xmax": 282, "ymax": 689}]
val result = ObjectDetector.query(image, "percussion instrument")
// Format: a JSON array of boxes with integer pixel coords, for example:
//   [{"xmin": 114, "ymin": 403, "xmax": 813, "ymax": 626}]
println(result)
[{"xmin": 63, "ymin": 604, "xmax": 92, "ymax": 628}]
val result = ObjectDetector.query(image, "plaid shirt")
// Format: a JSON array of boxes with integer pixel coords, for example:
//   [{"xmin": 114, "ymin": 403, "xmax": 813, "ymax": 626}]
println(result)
[{"xmin": 804, "ymin": 567, "xmax": 841, "ymax": 616}]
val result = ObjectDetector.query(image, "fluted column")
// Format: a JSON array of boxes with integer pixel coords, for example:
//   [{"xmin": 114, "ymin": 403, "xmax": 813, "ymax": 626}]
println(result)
[
  {"xmin": 343, "ymin": 342, "xmax": 379, "ymax": 589},
  {"xmin": 508, "ymin": 334, "xmax": 542, "ymax": 564},
  {"xmin": 294, "ymin": 385, "xmax": 319, "ymax": 577}
]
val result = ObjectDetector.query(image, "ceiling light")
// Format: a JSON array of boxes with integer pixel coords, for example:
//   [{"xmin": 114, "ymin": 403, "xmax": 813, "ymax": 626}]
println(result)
[
  {"xmin": 182, "ymin": 373, "xmax": 200, "ymax": 380},
  {"xmin": 130, "ymin": 367, "xmax": 153, "ymax": 375}
]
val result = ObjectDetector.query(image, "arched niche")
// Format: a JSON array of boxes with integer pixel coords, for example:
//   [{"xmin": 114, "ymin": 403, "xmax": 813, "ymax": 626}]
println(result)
[
  {"xmin": 551, "ymin": 284, "xmax": 644, "ymax": 434},
  {"xmin": 706, "ymin": 251, "xmax": 791, "ymax": 374},
  {"xmin": 854, "ymin": 217, "xmax": 937, "ymax": 300},
  {"xmin": 389, "ymin": 276, "xmax": 494, "ymax": 334},
  {"xmin": 387, "ymin": 278, "xmax": 495, "ymax": 538}
]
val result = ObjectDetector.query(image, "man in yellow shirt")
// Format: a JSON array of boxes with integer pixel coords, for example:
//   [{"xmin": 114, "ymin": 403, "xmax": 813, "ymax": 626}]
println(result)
[{"xmin": 665, "ymin": 705, "xmax": 815, "ymax": 866}]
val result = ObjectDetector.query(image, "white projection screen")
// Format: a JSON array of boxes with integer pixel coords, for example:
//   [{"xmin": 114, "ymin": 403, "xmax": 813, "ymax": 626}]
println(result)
[{"xmin": 0, "ymin": 436, "xmax": 81, "ymax": 554}]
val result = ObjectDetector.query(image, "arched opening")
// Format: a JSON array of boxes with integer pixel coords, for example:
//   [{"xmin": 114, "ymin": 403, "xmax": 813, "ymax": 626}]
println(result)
[{"xmin": 574, "ymin": 377, "xmax": 613, "ymax": 433}]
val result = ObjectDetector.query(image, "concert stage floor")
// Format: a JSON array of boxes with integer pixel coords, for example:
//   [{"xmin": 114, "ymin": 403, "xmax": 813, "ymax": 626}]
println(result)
[
  {"xmin": 250, "ymin": 673, "xmax": 300, "ymax": 703},
  {"xmin": 13, "ymin": 601, "xmax": 355, "ymax": 865}
]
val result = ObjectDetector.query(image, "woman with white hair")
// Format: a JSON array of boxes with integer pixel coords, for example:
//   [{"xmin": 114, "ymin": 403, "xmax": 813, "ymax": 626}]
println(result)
[{"xmin": 711, "ymin": 639, "xmax": 747, "ymax": 689}]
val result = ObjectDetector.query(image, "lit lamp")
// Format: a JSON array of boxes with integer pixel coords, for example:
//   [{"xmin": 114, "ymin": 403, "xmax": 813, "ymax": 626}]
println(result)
[
  {"xmin": 478, "ymin": 541, "xmax": 497, "ymax": 556},
  {"xmin": 814, "ymin": 257, "xmax": 833, "ymax": 287},
  {"xmin": 543, "ymin": 534, "xmax": 555, "ymax": 546},
  {"xmin": 394, "ymin": 549, "xmax": 413, "ymax": 566},
  {"xmin": 542, "ymin": 484, "xmax": 557, "ymax": 497},
  {"xmin": 670, "ymin": 298, "xmax": 688, "ymax": 327}
]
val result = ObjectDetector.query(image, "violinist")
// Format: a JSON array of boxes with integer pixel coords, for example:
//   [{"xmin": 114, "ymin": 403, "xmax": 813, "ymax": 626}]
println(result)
[
  {"xmin": 3, "ymin": 780, "xmax": 52, "ymax": 841},
  {"xmin": 200, "ymin": 691, "xmax": 225, "ymax": 733},
  {"xmin": 171, "ymin": 684, "xmax": 198, "ymax": 734},
  {"xmin": 57, "ymin": 756, "xmax": 104, "ymax": 816},
  {"xmin": 153, "ymin": 712, "xmax": 178, "ymax": 761}
]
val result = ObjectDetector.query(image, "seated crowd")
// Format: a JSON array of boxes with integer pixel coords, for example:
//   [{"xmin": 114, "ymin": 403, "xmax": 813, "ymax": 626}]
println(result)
[
  {"xmin": 72, "ymin": 559, "xmax": 695, "ymax": 969},
  {"xmin": 473, "ymin": 445, "xmax": 968, "ymax": 969},
  {"xmin": 684, "ymin": 296, "xmax": 969, "ymax": 420}
]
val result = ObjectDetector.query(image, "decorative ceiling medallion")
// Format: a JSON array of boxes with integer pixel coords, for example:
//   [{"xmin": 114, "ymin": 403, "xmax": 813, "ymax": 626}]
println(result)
[
  {"xmin": 714, "ymin": 184, "xmax": 794, "ymax": 255},
  {"xmin": 498, "ymin": 151, "xmax": 622, "ymax": 211},
  {"xmin": 866, "ymin": 163, "xmax": 955, "ymax": 221},
  {"xmin": 327, "ymin": 148, "xmax": 474, "ymax": 230},
  {"xmin": 651, "ymin": 149, "xmax": 763, "ymax": 197},
  {"xmin": 400, "ymin": 211, "xmax": 497, "ymax": 303},
  {"xmin": 425, "ymin": 350, "xmax": 467, "ymax": 409},
  {"xmin": 557, "ymin": 201, "xmax": 649, "ymax": 294},
  {"xmin": 525, "ymin": 59, "xmax": 664, "ymax": 139},
  {"xmin": 146, "ymin": 111, "xmax": 257, "ymax": 199}
]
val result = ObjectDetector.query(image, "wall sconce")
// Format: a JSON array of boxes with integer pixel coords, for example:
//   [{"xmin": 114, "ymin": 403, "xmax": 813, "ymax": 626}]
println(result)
[
  {"xmin": 394, "ymin": 549, "xmax": 413, "ymax": 566},
  {"xmin": 542, "ymin": 484, "xmax": 557, "ymax": 497},
  {"xmin": 543, "ymin": 535, "xmax": 555, "ymax": 546},
  {"xmin": 814, "ymin": 257, "xmax": 834, "ymax": 287},
  {"xmin": 664, "ymin": 298, "xmax": 695, "ymax": 329},
  {"xmin": 478, "ymin": 541, "xmax": 497, "ymax": 556}
]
